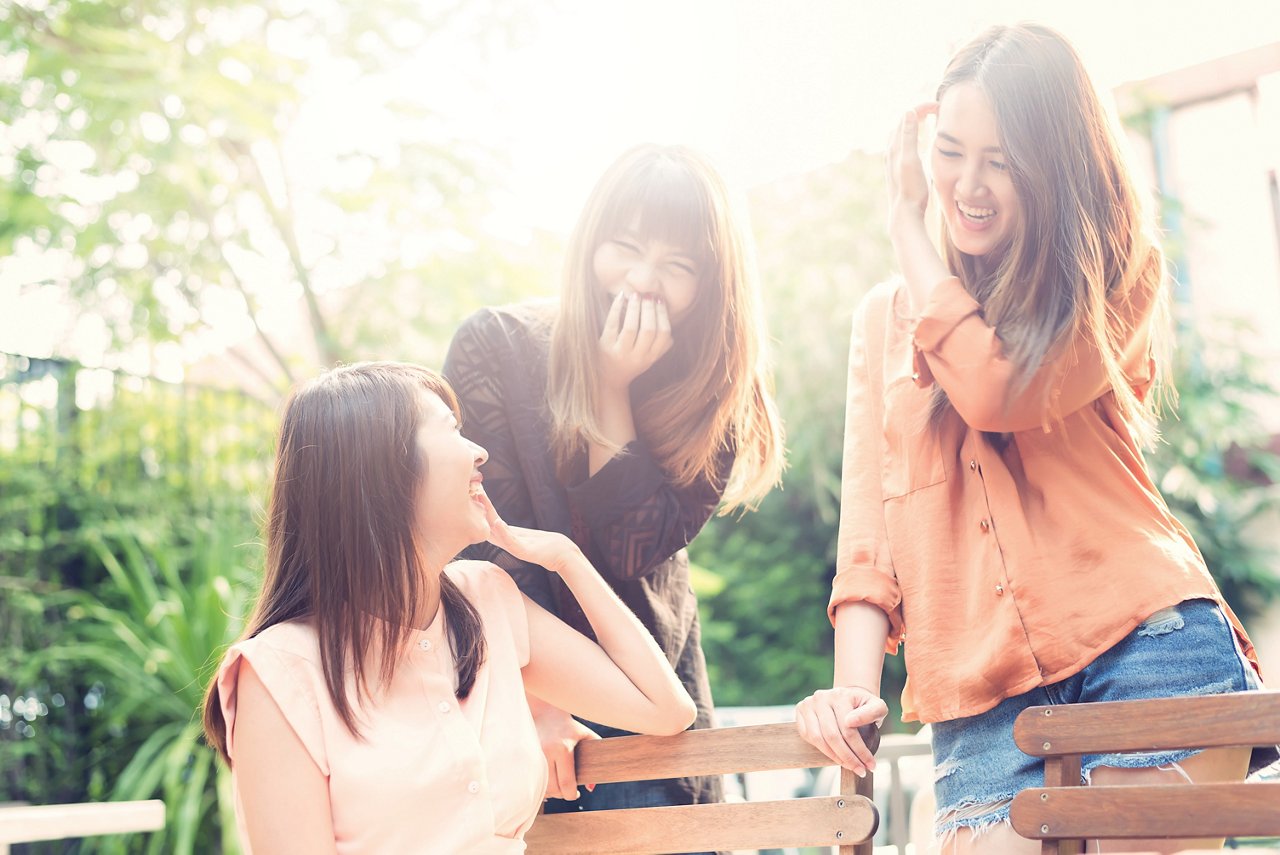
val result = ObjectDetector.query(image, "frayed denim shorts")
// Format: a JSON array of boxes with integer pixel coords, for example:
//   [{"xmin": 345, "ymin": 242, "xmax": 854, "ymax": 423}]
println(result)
[{"xmin": 928, "ymin": 598, "xmax": 1263, "ymax": 837}]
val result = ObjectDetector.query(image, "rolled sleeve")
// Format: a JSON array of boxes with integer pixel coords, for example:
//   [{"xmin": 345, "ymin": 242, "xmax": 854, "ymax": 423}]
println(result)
[{"xmin": 829, "ymin": 299, "xmax": 904, "ymax": 653}]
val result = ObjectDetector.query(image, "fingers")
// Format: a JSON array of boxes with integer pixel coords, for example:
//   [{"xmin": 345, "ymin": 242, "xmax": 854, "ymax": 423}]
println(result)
[
  {"xmin": 550, "ymin": 746, "xmax": 579, "ymax": 800},
  {"xmin": 618, "ymin": 289, "xmax": 641, "ymax": 347},
  {"xmin": 601, "ymin": 290, "xmax": 627, "ymax": 342},
  {"xmin": 795, "ymin": 689, "xmax": 883, "ymax": 776},
  {"xmin": 914, "ymin": 100, "xmax": 939, "ymax": 121}
]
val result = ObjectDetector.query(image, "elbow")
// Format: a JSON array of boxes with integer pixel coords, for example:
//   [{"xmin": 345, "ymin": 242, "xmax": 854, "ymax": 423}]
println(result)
[{"xmin": 651, "ymin": 695, "xmax": 698, "ymax": 736}]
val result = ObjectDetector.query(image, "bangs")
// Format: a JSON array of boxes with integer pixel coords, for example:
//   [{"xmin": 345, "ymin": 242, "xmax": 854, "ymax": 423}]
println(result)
[{"xmin": 598, "ymin": 156, "xmax": 715, "ymax": 266}]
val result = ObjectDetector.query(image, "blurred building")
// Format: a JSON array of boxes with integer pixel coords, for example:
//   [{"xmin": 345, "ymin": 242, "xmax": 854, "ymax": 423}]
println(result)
[{"xmin": 1116, "ymin": 42, "xmax": 1280, "ymax": 677}]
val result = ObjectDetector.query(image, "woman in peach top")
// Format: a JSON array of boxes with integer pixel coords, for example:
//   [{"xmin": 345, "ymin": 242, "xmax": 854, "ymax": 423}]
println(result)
[
  {"xmin": 201, "ymin": 362, "xmax": 695, "ymax": 854},
  {"xmin": 795, "ymin": 24, "xmax": 1268, "ymax": 854}
]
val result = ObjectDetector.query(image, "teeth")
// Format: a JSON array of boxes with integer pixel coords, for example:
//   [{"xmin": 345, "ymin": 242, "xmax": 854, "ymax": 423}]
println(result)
[
  {"xmin": 468, "ymin": 483, "xmax": 481, "ymax": 498},
  {"xmin": 957, "ymin": 201, "xmax": 996, "ymax": 220}
]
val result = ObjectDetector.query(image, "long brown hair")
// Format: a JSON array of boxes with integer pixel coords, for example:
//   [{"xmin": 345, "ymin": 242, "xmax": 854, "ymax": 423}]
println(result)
[
  {"xmin": 203, "ymin": 362, "xmax": 486, "ymax": 762},
  {"xmin": 932, "ymin": 23, "xmax": 1169, "ymax": 441},
  {"xmin": 547, "ymin": 144, "xmax": 785, "ymax": 511}
]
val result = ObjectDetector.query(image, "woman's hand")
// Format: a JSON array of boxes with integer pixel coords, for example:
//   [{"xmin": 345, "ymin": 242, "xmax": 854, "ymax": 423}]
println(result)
[
  {"xmin": 528, "ymin": 696, "xmax": 601, "ymax": 801},
  {"xmin": 481, "ymin": 492, "xmax": 582, "ymax": 574},
  {"xmin": 795, "ymin": 686, "xmax": 888, "ymax": 777},
  {"xmin": 886, "ymin": 102, "xmax": 939, "ymax": 232},
  {"xmin": 597, "ymin": 291, "xmax": 673, "ymax": 394}
]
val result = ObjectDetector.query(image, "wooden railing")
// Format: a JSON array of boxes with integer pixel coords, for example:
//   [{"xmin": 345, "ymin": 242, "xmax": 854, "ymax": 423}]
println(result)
[
  {"xmin": 524, "ymin": 721, "xmax": 881, "ymax": 855},
  {"xmin": 0, "ymin": 800, "xmax": 164, "ymax": 854},
  {"xmin": 1010, "ymin": 691, "xmax": 1280, "ymax": 853}
]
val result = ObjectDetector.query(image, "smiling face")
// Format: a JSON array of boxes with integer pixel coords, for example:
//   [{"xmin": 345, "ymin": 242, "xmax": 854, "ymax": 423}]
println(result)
[
  {"xmin": 931, "ymin": 81, "xmax": 1022, "ymax": 262},
  {"xmin": 591, "ymin": 230, "xmax": 701, "ymax": 323},
  {"xmin": 414, "ymin": 391, "xmax": 489, "ymax": 557}
]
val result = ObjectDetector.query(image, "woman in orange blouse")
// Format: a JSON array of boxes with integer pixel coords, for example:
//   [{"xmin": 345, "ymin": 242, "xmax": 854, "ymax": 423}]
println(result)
[
  {"xmin": 201, "ymin": 362, "xmax": 695, "ymax": 854},
  {"xmin": 796, "ymin": 23, "xmax": 1266, "ymax": 854}
]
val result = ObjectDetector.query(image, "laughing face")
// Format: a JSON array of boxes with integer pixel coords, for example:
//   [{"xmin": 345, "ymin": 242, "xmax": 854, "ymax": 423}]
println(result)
[
  {"xmin": 415, "ymin": 391, "xmax": 490, "ymax": 554},
  {"xmin": 931, "ymin": 81, "xmax": 1022, "ymax": 261}
]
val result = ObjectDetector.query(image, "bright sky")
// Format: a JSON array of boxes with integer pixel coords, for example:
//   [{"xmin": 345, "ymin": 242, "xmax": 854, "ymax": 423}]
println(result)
[{"xmin": 4, "ymin": 0, "xmax": 1280, "ymax": 367}]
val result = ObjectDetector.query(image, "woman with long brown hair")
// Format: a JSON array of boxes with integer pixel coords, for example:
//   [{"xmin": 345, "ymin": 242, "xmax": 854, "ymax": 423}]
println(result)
[
  {"xmin": 202, "ymin": 362, "xmax": 695, "ymax": 853},
  {"xmin": 795, "ymin": 23, "xmax": 1268, "ymax": 854},
  {"xmin": 443, "ymin": 143, "xmax": 784, "ymax": 821}
]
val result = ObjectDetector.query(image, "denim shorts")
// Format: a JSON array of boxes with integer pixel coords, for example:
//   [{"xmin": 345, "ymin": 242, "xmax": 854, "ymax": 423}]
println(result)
[{"xmin": 928, "ymin": 598, "xmax": 1263, "ymax": 836}]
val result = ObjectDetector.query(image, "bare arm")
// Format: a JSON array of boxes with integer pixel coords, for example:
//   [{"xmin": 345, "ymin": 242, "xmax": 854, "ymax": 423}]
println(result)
[
  {"xmin": 482, "ymin": 493, "xmax": 696, "ymax": 736},
  {"xmin": 230, "ymin": 662, "xmax": 338, "ymax": 855}
]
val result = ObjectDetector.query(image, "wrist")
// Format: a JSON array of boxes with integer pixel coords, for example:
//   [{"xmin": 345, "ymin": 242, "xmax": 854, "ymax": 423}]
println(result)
[{"xmin": 889, "ymin": 210, "xmax": 928, "ymax": 243}]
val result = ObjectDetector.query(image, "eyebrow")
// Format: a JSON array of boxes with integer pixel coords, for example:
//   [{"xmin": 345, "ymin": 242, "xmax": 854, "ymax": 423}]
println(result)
[{"xmin": 937, "ymin": 131, "xmax": 1003, "ymax": 154}]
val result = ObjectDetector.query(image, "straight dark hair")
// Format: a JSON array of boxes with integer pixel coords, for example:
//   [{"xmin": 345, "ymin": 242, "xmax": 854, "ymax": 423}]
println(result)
[{"xmin": 203, "ymin": 362, "xmax": 486, "ymax": 763}]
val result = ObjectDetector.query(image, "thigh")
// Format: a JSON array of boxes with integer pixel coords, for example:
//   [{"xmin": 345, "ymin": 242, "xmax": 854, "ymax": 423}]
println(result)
[{"xmin": 1087, "ymin": 745, "xmax": 1251, "ymax": 854}]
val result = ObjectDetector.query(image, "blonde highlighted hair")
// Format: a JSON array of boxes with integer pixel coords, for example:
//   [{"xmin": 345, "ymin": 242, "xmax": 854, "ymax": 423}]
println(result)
[
  {"xmin": 932, "ymin": 23, "xmax": 1171, "ymax": 443},
  {"xmin": 547, "ymin": 144, "xmax": 784, "ymax": 511}
]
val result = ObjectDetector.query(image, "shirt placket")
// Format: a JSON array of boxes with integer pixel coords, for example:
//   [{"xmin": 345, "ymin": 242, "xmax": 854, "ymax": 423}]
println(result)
[{"xmin": 415, "ymin": 633, "xmax": 496, "ymax": 834}]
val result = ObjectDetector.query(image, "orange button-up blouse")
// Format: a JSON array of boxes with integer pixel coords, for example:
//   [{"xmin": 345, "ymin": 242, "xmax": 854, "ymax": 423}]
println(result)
[{"xmin": 828, "ymin": 274, "xmax": 1262, "ymax": 723}]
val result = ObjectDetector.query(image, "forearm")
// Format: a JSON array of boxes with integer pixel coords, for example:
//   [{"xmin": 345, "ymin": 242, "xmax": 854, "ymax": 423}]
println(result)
[
  {"xmin": 557, "ymin": 551, "xmax": 691, "ymax": 712},
  {"xmin": 832, "ymin": 601, "xmax": 891, "ymax": 693},
  {"xmin": 891, "ymin": 214, "xmax": 950, "ymax": 314},
  {"xmin": 587, "ymin": 384, "xmax": 638, "ymax": 476}
]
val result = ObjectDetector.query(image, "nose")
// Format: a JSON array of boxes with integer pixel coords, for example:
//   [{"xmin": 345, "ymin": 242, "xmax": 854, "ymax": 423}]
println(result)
[
  {"xmin": 472, "ymin": 442, "xmax": 488, "ymax": 466},
  {"xmin": 956, "ymin": 161, "xmax": 988, "ymax": 199},
  {"xmin": 625, "ymin": 260, "xmax": 658, "ymax": 293}
]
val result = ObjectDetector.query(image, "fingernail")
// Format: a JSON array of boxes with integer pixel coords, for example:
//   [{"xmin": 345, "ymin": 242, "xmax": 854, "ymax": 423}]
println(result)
[{"xmin": 586, "ymin": 784, "xmax": 595, "ymax": 792}]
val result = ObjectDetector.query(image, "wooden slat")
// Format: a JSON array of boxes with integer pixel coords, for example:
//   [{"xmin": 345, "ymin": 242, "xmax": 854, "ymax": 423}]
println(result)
[
  {"xmin": 1010, "ymin": 783, "xmax": 1280, "ymax": 840},
  {"xmin": 1014, "ymin": 691, "xmax": 1280, "ymax": 756},
  {"xmin": 574, "ymin": 721, "xmax": 880, "ymax": 785},
  {"xmin": 524, "ymin": 795, "xmax": 877, "ymax": 855},
  {"xmin": 0, "ymin": 800, "xmax": 165, "ymax": 844},
  {"xmin": 1040, "ymin": 756, "xmax": 1083, "ymax": 855}
]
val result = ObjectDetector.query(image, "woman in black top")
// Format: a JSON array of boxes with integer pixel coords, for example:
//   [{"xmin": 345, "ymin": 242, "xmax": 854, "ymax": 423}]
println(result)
[{"xmin": 443, "ymin": 144, "xmax": 785, "ymax": 818}]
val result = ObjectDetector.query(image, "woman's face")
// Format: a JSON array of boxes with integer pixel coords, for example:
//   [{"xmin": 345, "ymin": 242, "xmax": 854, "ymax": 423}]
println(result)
[
  {"xmin": 414, "ymin": 392, "xmax": 489, "ymax": 554},
  {"xmin": 592, "ymin": 228, "xmax": 701, "ymax": 324},
  {"xmin": 930, "ymin": 81, "xmax": 1022, "ymax": 261}
]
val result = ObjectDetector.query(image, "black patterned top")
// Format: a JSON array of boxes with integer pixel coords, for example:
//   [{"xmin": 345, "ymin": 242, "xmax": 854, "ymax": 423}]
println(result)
[{"xmin": 442, "ymin": 300, "xmax": 729, "ymax": 806}]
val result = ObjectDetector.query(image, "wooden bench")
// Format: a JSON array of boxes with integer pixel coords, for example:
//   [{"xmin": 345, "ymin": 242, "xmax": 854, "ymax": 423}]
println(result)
[
  {"xmin": 524, "ymin": 721, "xmax": 882, "ymax": 855},
  {"xmin": 1009, "ymin": 691, "xmax": 1280, "ymax": 854},
  {"xmin": 0, "ymin": 799, "xmax": 165, "ymax": 854}
]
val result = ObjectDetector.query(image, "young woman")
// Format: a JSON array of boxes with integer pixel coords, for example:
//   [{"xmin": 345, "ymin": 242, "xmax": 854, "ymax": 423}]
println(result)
[
  {"xmin": 794, "ymin": 24, "xmax": 1268, "ymax": 854},
  {"xmin": 201, "ymin": 362, "xmax": 696, "ymax": 854},
  {"xmin": 443, "ymin": 144, "xmax": 785, "ymax": 817}
]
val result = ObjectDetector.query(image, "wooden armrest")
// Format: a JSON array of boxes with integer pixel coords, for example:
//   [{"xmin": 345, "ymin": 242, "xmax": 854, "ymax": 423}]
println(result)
[
  {"xmin": 1010, "ymin": 782, "xmax": 1280, "ymax": 840},
  {"xmin": 1014, "ymin": 690, "xmax": 1280, "ymax": 756},
  {"xmin": 573, "ymin": 721, "xmax": 880, "ymax": 786},
  {"xmin": 0, "ymin": 800, "xmax": 164, "ymax": 844}
]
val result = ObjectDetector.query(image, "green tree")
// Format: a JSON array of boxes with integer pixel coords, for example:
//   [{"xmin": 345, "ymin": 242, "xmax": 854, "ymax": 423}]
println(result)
[{"xmin": 1, "ymin": 0, "xmax": 547, "ymax": 393}]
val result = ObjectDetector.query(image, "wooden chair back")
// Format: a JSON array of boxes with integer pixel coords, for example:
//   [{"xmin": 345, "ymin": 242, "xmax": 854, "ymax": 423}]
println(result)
[
  {"xmin": 523, "ymin": 721, "xmax": 881, "ymax": 855},
  {"xmin": 1008, "ymin": 691, "xmax": 1280, "ymax": 854}
]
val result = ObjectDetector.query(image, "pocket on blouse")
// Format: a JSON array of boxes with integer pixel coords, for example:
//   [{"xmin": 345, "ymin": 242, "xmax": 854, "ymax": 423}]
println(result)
[{"xmin": 881, "ymin": 376, "xmax": 947, "ymax": 499}]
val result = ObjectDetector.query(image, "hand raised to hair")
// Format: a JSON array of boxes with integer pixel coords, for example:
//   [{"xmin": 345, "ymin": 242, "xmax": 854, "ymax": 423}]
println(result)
[
  {"xmin": 597, "ymin": 291, "xmax": 673, "ymax": 393},
  {"xmin": 886, "ymin": 103, "xmax": 939, "ymax": 230}
]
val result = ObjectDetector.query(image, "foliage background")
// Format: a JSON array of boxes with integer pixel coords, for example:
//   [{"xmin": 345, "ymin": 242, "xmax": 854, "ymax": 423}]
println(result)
[{"xmin": 2, "ymin": 1, "xmax": 1279, "ymax": 853}]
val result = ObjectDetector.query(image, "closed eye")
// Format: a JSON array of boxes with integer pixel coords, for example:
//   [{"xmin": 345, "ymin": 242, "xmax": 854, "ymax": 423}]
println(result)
[
  {"xmin": 936, "ymin": 147, "xmax": 960, "ymax": 159},
  {"xmin": 613, "ymin": 239, "xmax": 641, "ymax": 253},
  {"xmin": 989, "ymin": 160, "xmax": 1008, "ymax": 172}
]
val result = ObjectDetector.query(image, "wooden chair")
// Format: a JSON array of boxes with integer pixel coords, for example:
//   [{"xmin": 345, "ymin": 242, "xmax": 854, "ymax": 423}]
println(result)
[
  {"xmin": 524, "ymin": 721, "xmax": 881, "ymax": 855},
  {"xmin": 0, "ymin": 800, "xmax": 164, "ymax": 854},
  {"xmin": 1009, "ymin": 691, "xmax": 1280, "ymax": 854}
]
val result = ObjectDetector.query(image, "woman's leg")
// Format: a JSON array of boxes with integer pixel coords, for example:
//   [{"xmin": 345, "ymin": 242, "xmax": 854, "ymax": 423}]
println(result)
[{"xmin": 1086, "ymin": 745, "xmax": 1251, "ymax": 853}]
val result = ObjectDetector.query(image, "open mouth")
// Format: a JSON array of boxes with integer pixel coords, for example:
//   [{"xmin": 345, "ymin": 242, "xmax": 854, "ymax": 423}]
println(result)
[
  {"xmin": 468, "ymin": 478, "xmax": 484, "ymax": 502},
  {"xmin": 956, "ymin": 200, "xmax": 996, "ymax": 223}
]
